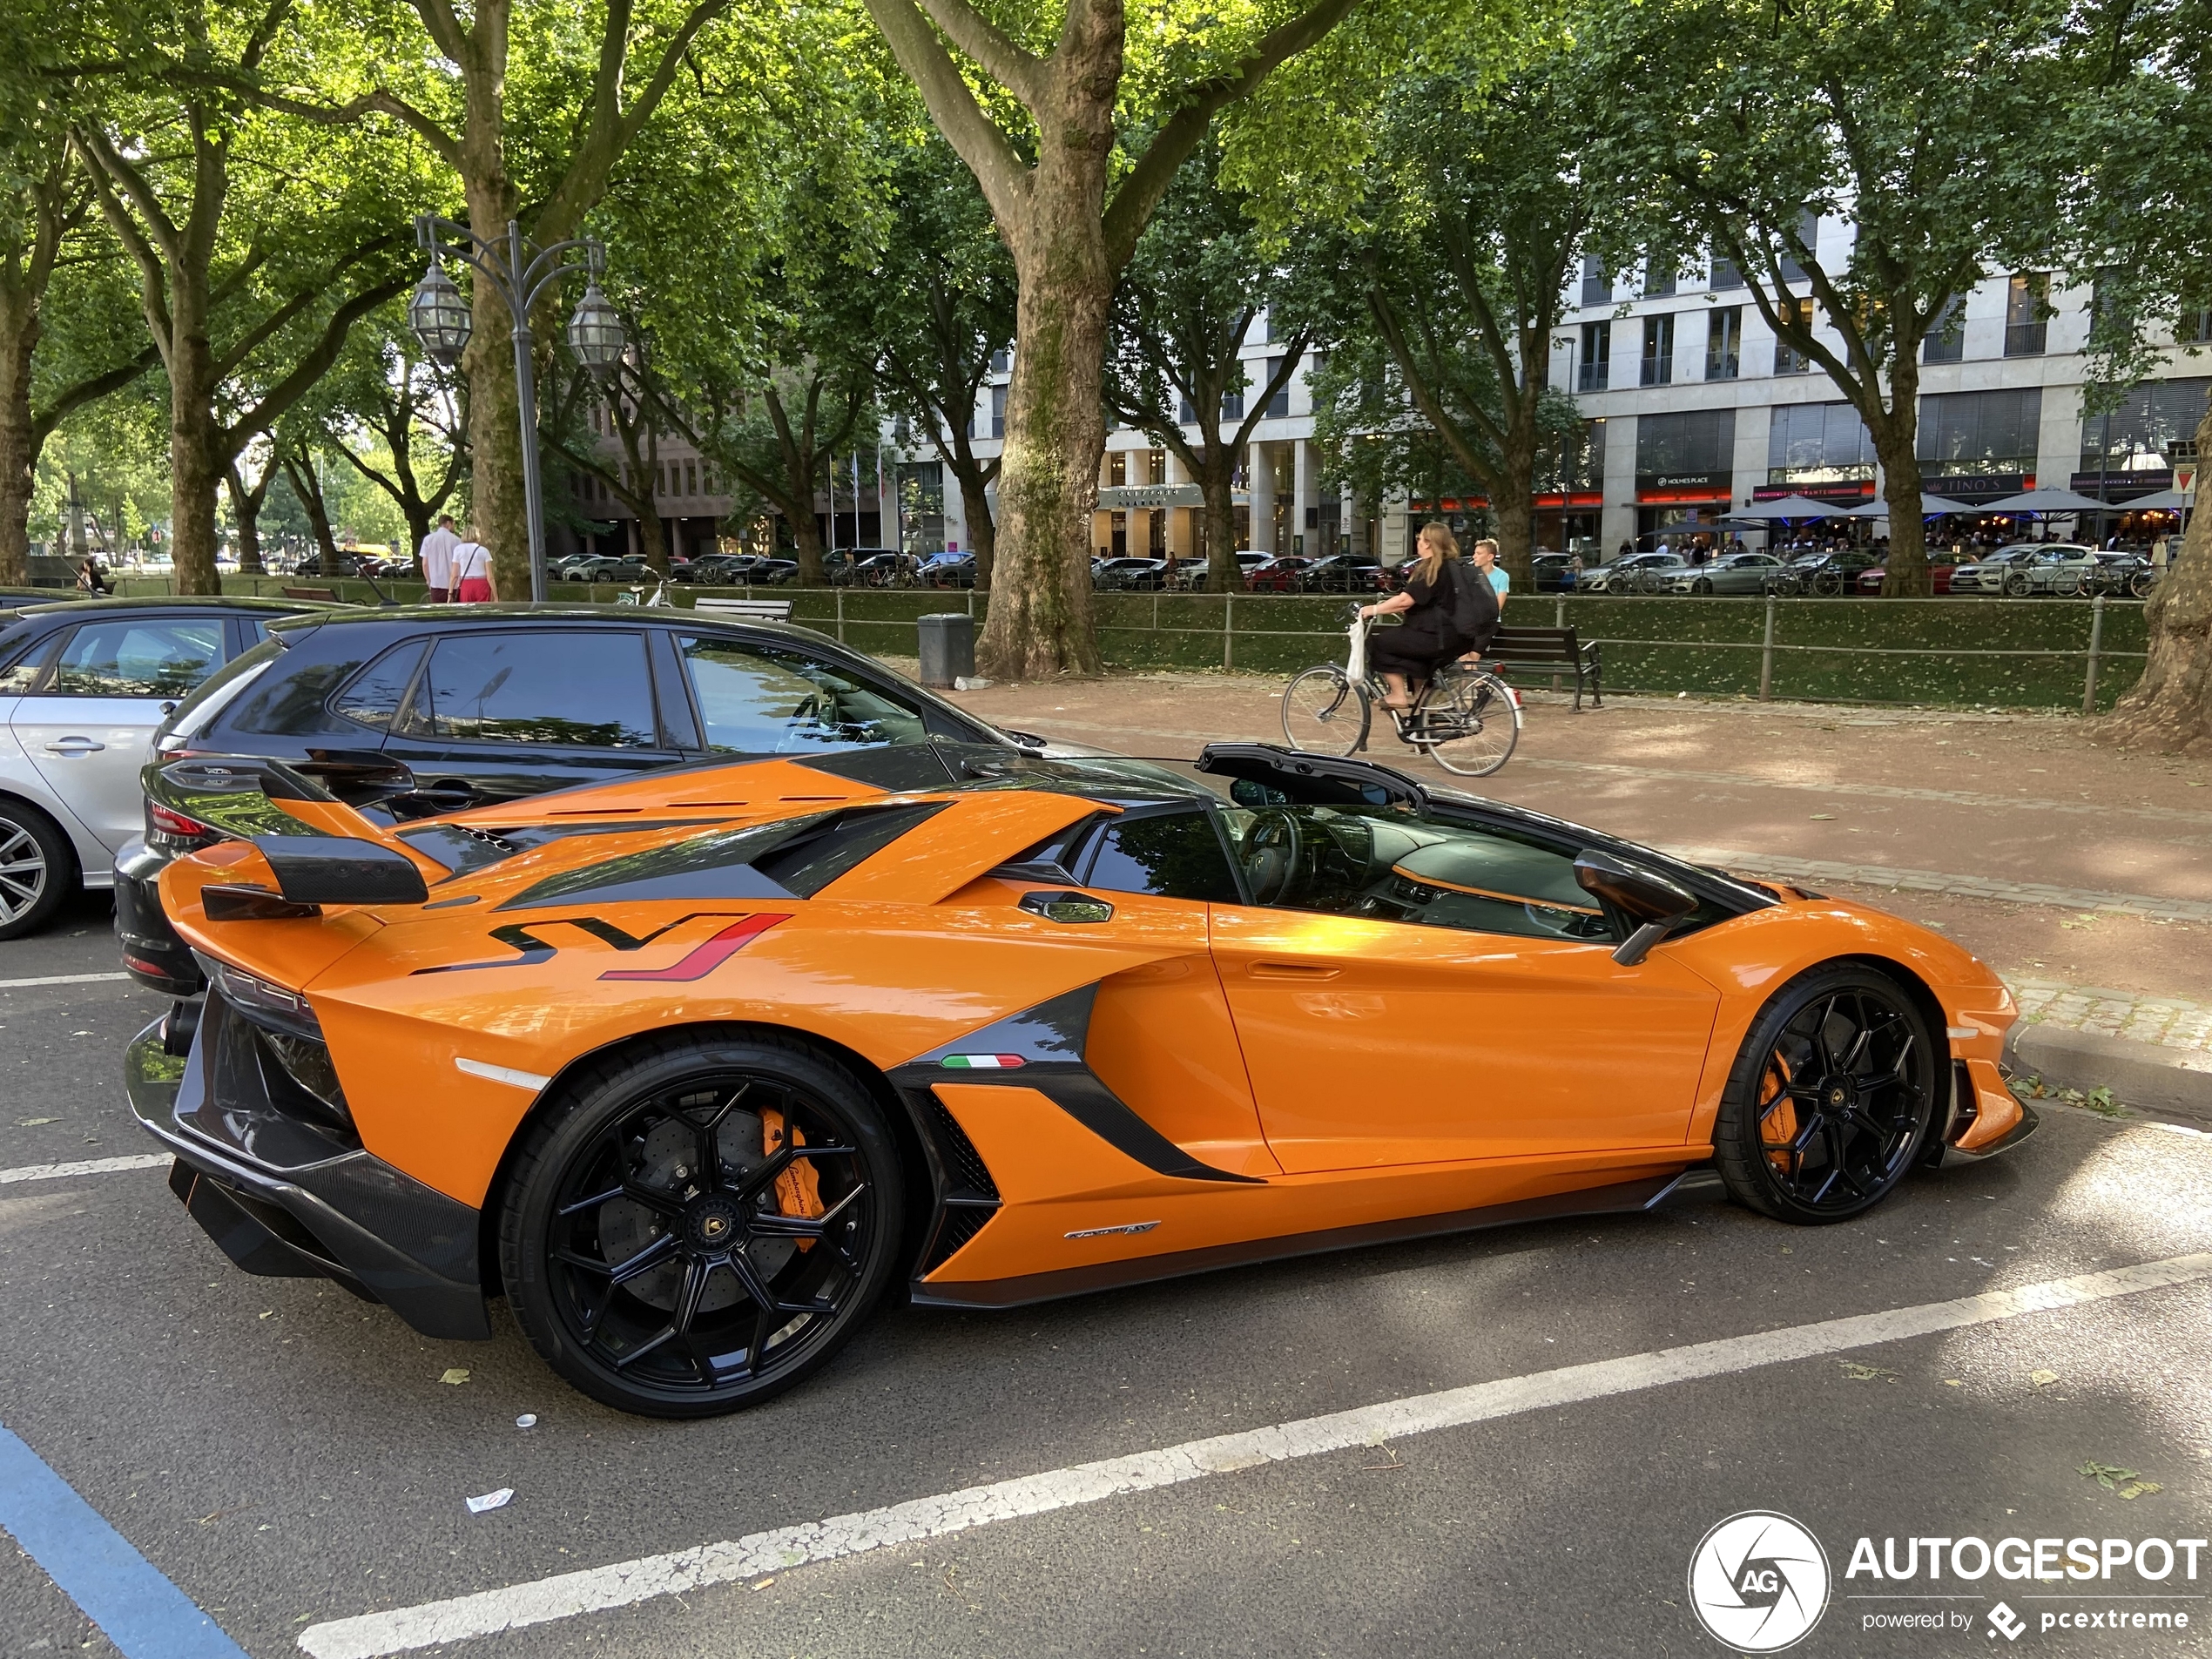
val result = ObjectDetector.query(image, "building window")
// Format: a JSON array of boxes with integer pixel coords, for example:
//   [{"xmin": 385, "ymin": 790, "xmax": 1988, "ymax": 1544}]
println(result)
[
  {"xmin": 1643, "ymin": 265, "xmax": 1676, "ymax": 300},
  {"xmin": 1706, "ymin": 308, "xmax": 1742, "ymax": 381},
  {"xmin": 1773, "ymin": 297, "xmax": 1815, "ymax": 374},
  {"xmin": 1108, "ymin": 450, "xmax": 1128, "ymax": 487},
  {"xmin": 1264, "ymin": 355, "xmax": 1290, "ymax": 418},
  {"xmin": 2004, "ymin": 273, "xmax": 2049, "ymax": 356},
  {"xmin": 1147, "ymin": 448, "xmax": 1167, "ymax": 486},
  {"xmin": 1922, "ymin": 295, "xmax": 1965, "ymax": 364},
  {"xmin": 2180, "ymin": 307, "xmax": 2212, "ymax": 345},
  {"xmin": 990, "ymin": 382, "xmax": 1006, "ymax": 439},
  {"xmin": 1579, "ymin": 320, "xmax": 1610, "ymax": 391},
  {"xmin": 1635, "ymin": 408, "xmax": 1736, "ymax": 480},
  {"xmin": 2079, "ymin": 378, "xmax": 2211, "ymax": 475},
  {"xmin": 990, "ymin": 347, "xmax": 1009, "ymax": 374},
  {"xmin": 1220, "ymin": 385, "xmax": 1244, "ymax": 421},
  {"xmin": 1640, "ymin": 314, "xmax": 1675, "ymax": 386},
  {"xmin": 1709, "ymin": 257, "xmax": 1743, "ymax": 292},
  {"xmin": 1777, "ymin": 209, "xmax": 1818, "ymax": 282},
  {"xmin": 685, "ymin": 461, "xmax": 698, "ymax": 496},
  {"xmin": 1917, "ymin": 388, "xmax": 2043, "ymax": 477},
  {"xmin": 1767, "ymin": 401, "xmax": 1876, "ymax": 485},
  {"xmin": 1536, "ymin": 418, "xmax": 1606, "ymax": 492},
  {"xmin": 1580, "ymin": 255, "xmax": 1611, "ymax": 307}
]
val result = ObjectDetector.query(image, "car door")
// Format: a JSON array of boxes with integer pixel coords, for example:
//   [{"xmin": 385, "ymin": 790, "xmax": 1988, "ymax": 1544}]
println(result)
[
  {"xmin": 1207, "ymin": 800, "xmax": 1722, "ymax": 1173},
  {"xmin": 15, "ymin": 613, "xmax": 229, "ymax": 852},
  {"xmin": 376, "ymin": 628, "xmax": 683, "ymax": 805}
]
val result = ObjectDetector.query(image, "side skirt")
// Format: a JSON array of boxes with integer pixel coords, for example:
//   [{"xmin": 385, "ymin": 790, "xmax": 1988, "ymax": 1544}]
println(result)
[{"xmin": 912, "ymin": 1166, "xmax": 1717, "ymax": 1311}]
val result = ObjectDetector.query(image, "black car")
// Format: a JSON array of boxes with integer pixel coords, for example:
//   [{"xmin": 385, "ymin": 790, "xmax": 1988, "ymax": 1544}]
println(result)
[
  {"xmin": 0, "ymin": 595, "xmax": 338, "ymax": 939},
  {"xmin": 112, "ymin": 605, "xmax": 1032, "ymax": 995}
]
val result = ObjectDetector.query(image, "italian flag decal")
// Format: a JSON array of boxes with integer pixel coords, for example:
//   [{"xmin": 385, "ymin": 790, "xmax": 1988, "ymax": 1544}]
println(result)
[{"xmin": 940, "ymin": 1054, "xmax": 1027, "ymax": 1069}]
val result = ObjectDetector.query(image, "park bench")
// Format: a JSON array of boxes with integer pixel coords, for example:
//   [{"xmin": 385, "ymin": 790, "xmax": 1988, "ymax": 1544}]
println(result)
[
  {"xmin": 1484, "ymin": 625, "xmax": 1602, "ymax": 711},
  {"xmin": 691, "ymin": 597, "xmax": 794, "ymax": 623},
  {"xmin": 280, "ymin": 585, "xmax": 341, "ymax": 602}
]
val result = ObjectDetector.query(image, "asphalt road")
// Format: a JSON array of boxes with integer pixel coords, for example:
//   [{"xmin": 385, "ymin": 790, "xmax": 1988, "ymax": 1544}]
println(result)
[{"xmin": 3, "ymin": 904, "xmax": 2209, "ymax": 1659}]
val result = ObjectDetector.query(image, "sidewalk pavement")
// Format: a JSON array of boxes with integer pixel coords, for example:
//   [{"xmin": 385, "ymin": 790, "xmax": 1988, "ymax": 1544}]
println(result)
[{"xmin": 934, "ymin": 669, "xmax": 2212, "ymax": 1121}]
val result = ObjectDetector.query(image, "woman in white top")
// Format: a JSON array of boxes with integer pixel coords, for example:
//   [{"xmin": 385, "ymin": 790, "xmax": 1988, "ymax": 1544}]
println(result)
[{"xmin": 451, "ymin": 533, "xmax": 497, "ymax": 603}]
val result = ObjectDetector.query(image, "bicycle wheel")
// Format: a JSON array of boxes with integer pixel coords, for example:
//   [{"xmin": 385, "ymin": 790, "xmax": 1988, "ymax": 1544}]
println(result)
[
  {"xmin": 1422, "ymin": 669, "xmax": 1521, "ymax": 777},
  {"xmin": 1282, "ymin": 666, "xmax": 1369, "ymax": 754}
]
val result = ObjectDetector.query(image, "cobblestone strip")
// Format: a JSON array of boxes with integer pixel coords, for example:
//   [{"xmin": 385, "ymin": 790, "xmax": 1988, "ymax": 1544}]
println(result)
[
  {"xmin": 2005, "ymin": 978, "xmax": 2212, "ymax": 1058},
  {"xmin": 1666, "ymin": 844, "xmax": 2212, "ymax": 924}
]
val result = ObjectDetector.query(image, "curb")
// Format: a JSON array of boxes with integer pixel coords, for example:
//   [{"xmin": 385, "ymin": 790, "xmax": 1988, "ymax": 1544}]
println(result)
[{"xmin": 2004, "ymin": 1022, "xmax": 2212, "ymax": 1126}]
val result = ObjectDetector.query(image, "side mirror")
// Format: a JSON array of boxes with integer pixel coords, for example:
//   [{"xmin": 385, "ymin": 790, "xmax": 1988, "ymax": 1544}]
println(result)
[{"xmin": 1575, "ymin": 851, "xmax": 1697, "ymax": 966}]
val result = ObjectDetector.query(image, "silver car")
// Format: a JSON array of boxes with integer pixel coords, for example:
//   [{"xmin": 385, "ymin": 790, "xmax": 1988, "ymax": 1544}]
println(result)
[
  {"xmin": 1581, "ymin": 552, "xmax": 1689, "ymax": 593},
  {"xmin": 1669, "ymin": 552, "xmax": 1785, "ymax": 595},
  {"xmin": 0, "ymin": 597, "xmax": 327, "ymax": 938},
  {"xmin": 1949, "ymin": 543, "xmax": 2096, "ymax": 596}
]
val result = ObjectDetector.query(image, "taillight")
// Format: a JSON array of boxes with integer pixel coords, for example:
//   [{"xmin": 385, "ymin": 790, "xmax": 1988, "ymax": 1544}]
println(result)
[{"xmin": 148, "ymin": 801, "xmax": 216, "ymax": 839}]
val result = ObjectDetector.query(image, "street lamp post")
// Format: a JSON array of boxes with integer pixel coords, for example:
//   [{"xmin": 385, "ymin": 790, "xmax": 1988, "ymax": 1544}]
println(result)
[{"xmin": 408, "ymin": 215, "xmax": 625, "ymax": 600}]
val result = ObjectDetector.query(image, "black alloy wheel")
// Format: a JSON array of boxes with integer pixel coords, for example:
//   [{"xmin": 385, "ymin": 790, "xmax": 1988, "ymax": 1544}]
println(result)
[
  {"xmin": 1713, "ymin": 965, "xmax": 1937, "ymax": 1224},
  {"xmin": 501, "ymin": 1035, "xmax": 903, "ymax": 1417},
  {"xmin": 1691, "ymin": 577, "xmax": 1714, "ymax": 595}
]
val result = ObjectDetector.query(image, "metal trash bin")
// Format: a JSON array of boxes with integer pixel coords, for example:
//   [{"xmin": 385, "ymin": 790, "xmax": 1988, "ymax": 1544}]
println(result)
[{"xmin": 916, "ymin": 612, "xmax": 975, "ymax": 688}]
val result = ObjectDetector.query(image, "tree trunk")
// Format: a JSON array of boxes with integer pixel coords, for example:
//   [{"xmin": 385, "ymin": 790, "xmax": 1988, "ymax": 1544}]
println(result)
[
  {"xmin": 2108, "ymin": 400, "xmax": 2212, "ymax": 755},
  {"xmin": 789, "ymin": 487, "xmax": 826, "ymax": 584},
  {"xmin": 952, "ymin": 461, "xmax": 996, "ymax": 590},
  {"xmin": 981, "ymin": 103, "xmax": 1115, "ymax": 678},
  {"xmin": 225, "ymin": 463, "xmax": 269, "ymax": 577},
  {"xmin": 283, "ymin": 453, "xmax": 343, "ymax": 577},
  {"xmin": 1874, "ymin": 438, "xmax": 1930, "ymax": 598},
  {"xmin": 168, "ymin": 324, "xmax": 226, "ymax": 595},
  {"xmin": 1201, "ymin": 468, "xmax": 1238, "ymax": 593},
  {"xmin": 637, "ymin": 509, "xmax": 671, "ymax": 576},
  {"xmin": 0, "ymin": 293, "xmax": 34, "ymax": 585},
  {"xmin": 455, "ymin": 35, "xmax": 529, "ymax": 597},
  {"xmin": 1492, "ymin": 415, "xmax": 1538, "ymax": 588}
]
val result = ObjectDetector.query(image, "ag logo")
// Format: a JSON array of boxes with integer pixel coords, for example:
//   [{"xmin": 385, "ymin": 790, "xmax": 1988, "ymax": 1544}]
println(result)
[{"xmin": 1688, "ymin": 1511, "xmax": 1831, "ymax": 1652}]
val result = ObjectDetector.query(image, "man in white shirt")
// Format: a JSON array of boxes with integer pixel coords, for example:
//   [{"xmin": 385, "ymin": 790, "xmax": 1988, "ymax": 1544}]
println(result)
[{"xmin": 418, "ymin": 515, "xmax": 460, "ymax": 602}]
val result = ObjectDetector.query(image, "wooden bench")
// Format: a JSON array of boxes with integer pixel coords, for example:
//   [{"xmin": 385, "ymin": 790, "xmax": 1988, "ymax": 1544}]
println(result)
[
  {"xmin": 1482, "ymin": 625, "xmax": 1602, "ymax": 711},
  {"xmin": 280, "ymin": 585, "xmax": 341, "ymax": 602},
  {"xmin": 691, "ymin": 597, "xmax": 793, "ymax": 623}
]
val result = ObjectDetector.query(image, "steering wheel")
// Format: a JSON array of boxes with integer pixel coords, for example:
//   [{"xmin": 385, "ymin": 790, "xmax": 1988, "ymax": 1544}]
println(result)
[{"xmin": 1239, "ymin": 808, "xmax": 1304, "ymax": 906}]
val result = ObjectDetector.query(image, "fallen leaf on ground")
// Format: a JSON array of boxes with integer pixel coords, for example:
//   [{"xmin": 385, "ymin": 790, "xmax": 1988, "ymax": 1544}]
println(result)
[
  {"xmin": 17, "ymin": 1117, "xmax": 56, "ymax": 1126},
  {"xmin": 2031, "ymin": 1369, "xmax": 2060, "ymax": 1386},
  {"xmin": 440, "ymin": 1367, "xmax": 470, "ymax": 1385},
  {"xmin": 1809, "ymin": 813, "xmax": 1836, "ymax": 820},
  {"xmin": 1838, "ymin": 1361, "xmax": 1898, "ymax": 1382},
  {"xmin": 2080, "ymin": 1462, "xmax": 2162, "ymax": 1500}
]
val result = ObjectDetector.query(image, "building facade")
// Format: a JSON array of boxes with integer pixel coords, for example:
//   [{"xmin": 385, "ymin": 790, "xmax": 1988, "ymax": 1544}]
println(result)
[{"xmin": 1554, "ymin": 222, "xmax": 2206, "ymax": 556}]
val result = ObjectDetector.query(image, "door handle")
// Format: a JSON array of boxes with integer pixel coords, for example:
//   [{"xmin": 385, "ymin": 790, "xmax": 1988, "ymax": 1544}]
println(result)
[
  {"xmin": 1248, "ymin": 961, "xmax": 1339, "ymax": 980},
  {"xmin": 44, "ymin": 738, "xmax": 105, "ymax": 755}
]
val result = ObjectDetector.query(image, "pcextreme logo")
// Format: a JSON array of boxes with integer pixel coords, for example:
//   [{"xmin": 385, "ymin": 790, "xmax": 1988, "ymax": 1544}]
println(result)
[{"xmin": 1688, "ymin": 1511, "xmax": 1832, "ymax": 1652}]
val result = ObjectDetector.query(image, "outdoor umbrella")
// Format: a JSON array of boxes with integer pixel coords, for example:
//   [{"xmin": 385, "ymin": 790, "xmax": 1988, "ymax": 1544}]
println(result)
[
  {"xmin": 2119, "ymin": 489, "xmax": 2191, "ymax": 512},
  {"xmin": 1977, "ymin": 486, "xmax": 2110, "ymax": 516},
  {"xmin": 1839, "ymin": 493, "xmax": 1977, "ymax": 519},
  {"xmin": 1731, "ymin": 494, "xmax": 1850, "ymax": 520}
]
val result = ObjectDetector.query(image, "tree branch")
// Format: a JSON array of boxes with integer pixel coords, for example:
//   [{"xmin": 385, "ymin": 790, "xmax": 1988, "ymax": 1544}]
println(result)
[
  {"xmin": 862, "ymin": 0, "xmax": 1031, "ymax": 228},
  {"xmin": 1102, "ymin": 0, "xmax": 1359, "ymax": 270},
  {"xmin": 221, "ymin": 273, "xmax": 410, "ymax": 461}
]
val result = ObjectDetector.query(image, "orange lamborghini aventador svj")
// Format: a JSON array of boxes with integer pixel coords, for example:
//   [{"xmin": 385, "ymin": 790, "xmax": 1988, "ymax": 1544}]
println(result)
[{"xmin": 125, "ymin": 740, "xmax": 2030, "ymax": 1416}]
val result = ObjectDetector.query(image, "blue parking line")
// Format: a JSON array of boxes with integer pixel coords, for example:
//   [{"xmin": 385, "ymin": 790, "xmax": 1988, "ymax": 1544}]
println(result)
[{"xmin": 0, "ymin": 1420, "xmax": 247, "ymax": 1659}]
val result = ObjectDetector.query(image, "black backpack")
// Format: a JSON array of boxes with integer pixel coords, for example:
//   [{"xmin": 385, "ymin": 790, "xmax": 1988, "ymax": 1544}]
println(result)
[{"xmin": 1440, "ymin": 559, "xmax": 1498, "ymax": 654}]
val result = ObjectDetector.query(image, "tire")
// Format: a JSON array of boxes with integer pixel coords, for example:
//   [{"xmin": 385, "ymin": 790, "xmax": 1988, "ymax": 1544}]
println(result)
[
  {"xmin": 1282, "ymin": 665, "xmax": 1369, "ymax": 754},
  {"xmin": 2002, "ymin": 572, "xmax": 2030, "ymax": 597},
  {"xmin": 1422, "ymin": 669, "xmax": 1521, "ymax": 777},
  {"xmin": 498, "ymin": 1032, "xmax": 906, "ymax": 1417},
  {"xmin": 1711, "ymin": 965, "xmax": 1939, "ymax": 1224},
  {"xmin": 1691, "ymin": 577, "xmax": 1713, "ymax": 595},
  {"xmin": 0, "ymin": 799, "xmax": 77, "ymax": 941}
]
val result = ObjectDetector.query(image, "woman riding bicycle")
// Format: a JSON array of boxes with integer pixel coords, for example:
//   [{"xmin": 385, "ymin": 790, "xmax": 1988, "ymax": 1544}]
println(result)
[{"xmin": 1359, "ymin": 522, "xmax": 1497, "ymax": 711}]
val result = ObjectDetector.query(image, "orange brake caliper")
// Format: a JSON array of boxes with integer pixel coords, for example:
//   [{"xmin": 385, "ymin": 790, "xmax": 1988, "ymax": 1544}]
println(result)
[
  {"xmin": 1760, "ymin": 1053, "xmax": 1797, "ymax": 1172},
  {"xmin": 762, "ymin": 1107, "xmax": 825, "ymax": 1249}
]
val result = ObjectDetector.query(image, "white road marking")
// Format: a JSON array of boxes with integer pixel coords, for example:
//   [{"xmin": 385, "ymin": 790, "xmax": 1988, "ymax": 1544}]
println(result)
[
  {"xmin": 454, "ymin": 1058, "xmax": 550, "ymax": 1091},
  {"xmin": 0, "ymin": 1154, "xmax": 171, "ymax": 1185},
  {"xmin": 0, "ymin": 972, "xmax": 134, "ymax": 990},
  {"xmin": 298, "ymin": 1250, "xmax": 2212, "ymax": 1659}
]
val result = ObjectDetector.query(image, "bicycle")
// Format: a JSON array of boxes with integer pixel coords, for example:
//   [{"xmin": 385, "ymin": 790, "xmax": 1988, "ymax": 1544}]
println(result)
[{"xmin": 1281, "ymin": 607, "xmax": 1521, "ymax": 777}]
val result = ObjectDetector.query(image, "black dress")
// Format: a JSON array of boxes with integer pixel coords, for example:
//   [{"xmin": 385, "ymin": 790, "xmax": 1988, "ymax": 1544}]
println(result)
[{"xmin": 1371, "ymin": 560, "xmax": 1494, "ymax": 677}]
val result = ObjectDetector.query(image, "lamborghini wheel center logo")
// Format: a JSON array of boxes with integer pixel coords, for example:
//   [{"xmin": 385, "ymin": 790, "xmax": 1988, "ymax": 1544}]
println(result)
[
  {"xmin": 689, "ymin": 1200, "xmax": 740, "ymax": 1247},
  {"xmin": 1689, "ymin": 1511, "xmax": 1831, "ymax": 1651}
]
